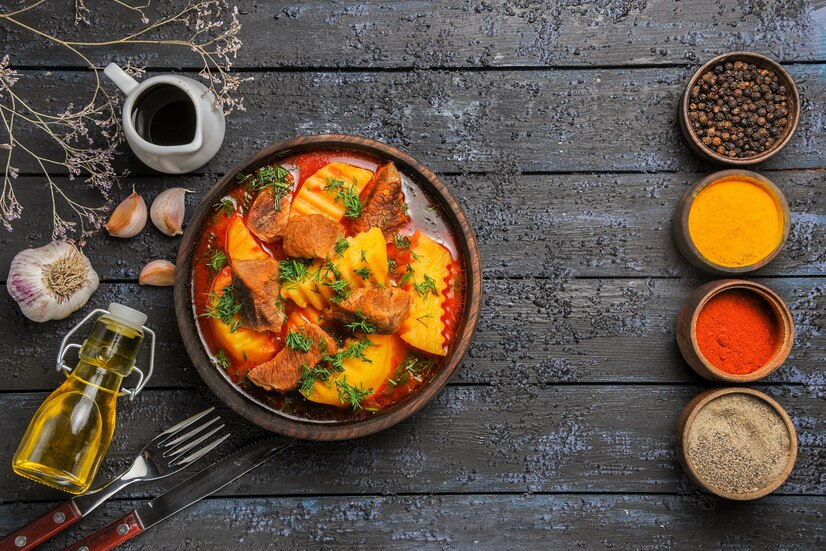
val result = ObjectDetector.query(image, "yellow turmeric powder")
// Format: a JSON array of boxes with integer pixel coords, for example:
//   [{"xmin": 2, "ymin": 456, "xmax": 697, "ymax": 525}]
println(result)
[{"xmin": 688, "ymin": 178, "xmax": 784, "ymax": 268}]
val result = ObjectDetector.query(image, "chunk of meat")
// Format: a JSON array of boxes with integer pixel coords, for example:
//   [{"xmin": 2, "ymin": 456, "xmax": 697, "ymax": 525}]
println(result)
[
  {"xmin": 232, "ymin": 258, "xmax": 285, "ymax": 333},
  {"xmin": 283, "ymin": 214, "xmax": 345, "ymax": 259},
  {"xmin": 248, "ymin": 322, "xmax": 337, "ymax": 391},
  {"xmin": 351, "ymin": 162, "xmax": 410, "ymax": 235},
  {"xmin": 246, "ymin": 184, "xmax": 292, "ymax": 242},
  {"xmin": 331, "ymin": 287, "xmax": 411, "ymax": 334}
]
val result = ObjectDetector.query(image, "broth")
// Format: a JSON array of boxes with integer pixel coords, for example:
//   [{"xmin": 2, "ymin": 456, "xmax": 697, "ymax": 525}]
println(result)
[{"xmin": 192, "ymin": 149, "xmax": 464, "ymax": 421}]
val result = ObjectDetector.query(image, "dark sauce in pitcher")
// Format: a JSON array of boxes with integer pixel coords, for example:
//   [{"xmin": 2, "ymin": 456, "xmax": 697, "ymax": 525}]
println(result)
[{"xmin": 132, "ymin": 84, "xmax": 197, "ymax": 146}]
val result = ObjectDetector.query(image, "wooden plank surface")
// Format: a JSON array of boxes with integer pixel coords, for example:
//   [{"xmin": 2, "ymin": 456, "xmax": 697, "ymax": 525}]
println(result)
[
  {"xmin": 1, "ymin": 169, "xmax": 823, "ymax": 280},
  {"xmin": 0, "ymin": 385, "xmax": 822, "ymax": 502},
  {"xmin": 5, "ymin": 65, "xmax": 826, "ymax": 176},
  {"xmin": 1, "ymin": 494, "xmax": 824, "ymax": 550},
  {"xmin": 1, "ymin": 277, "xmax": 823, "ymax": 390},
  {"xmin": 3, "ymin": 1, "xmax": 825, "ymax": 68}
]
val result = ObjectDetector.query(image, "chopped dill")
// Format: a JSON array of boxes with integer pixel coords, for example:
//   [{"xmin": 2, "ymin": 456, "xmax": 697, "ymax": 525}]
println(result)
[
  {"xmin": 205, "ymin": 248, "xmax": 228, "ymax": 273},
  {"xmin": 323, "ymin": 337, "xmax": 372, "ymax": 371},
  {"xmin": 299, "ymin": 362, "xmax": 333, "ymax": 396},
  {"xmin": 286, "ymin": 330, "xmax": 313, "ymax": 353},
  {"xmin": 202, "ymin": 285, "xmax": 242, "ymax": 332},
  {"xmin": 345, "ymin": 311, "xmax": 377, "ymax": 334},
  {"xmin": 214, "ymin": 197, "xmax": 235, "ymax": 215},
  {"xmin": 336, "ymin": 377, "xmax": 371, "ymax": 411},
  {"xmin": 212, "ymin": 349, "xmax": 230, "ymax": 370},
  {"xmin": 393, "ymin": 234, "xmax": 411, "ymax": 250},
  {"xmin": 279, "ymin": 259, "xmax": 311, "ymax": 283},
  {"xmin": 387, "ymin": 355, "xmax": 437, "ymax": 388},
  {"xmin": 239, "ymin": 165, "xmax": 292, "ymax": 211},
  {"xmin": 354, "ymin": 266, "xmax": 372, "ymax": 280},
  {"xmin": 397, "ymin": 265, "xmax": 415, "ymax": 287},
  {"xmin": 416, "ymin": 313, "xmax": 434, "ymax": 327},
  {"xmin": 413, "ymin": 274, "xmax": 438, "ymax": 298},
  {"xmin": 334, "ymin": 237, "xmax": 350, "ymax": 256},
  {"xmin": 325, "ymin": 277, "xmax": 351, "ymax": 304},
  {"xmin": 325, "ymin": 177, "xmax": 364, "ymax": 219}
]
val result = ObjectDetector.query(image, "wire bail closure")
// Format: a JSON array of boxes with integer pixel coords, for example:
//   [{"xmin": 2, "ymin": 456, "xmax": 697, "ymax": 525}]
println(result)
[{"xmin": 55, "ymin": 308, "xmax": 156, "ymax": 400}]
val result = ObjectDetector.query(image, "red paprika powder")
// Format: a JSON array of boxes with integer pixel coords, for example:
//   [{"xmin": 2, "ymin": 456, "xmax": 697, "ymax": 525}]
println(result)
[{"xmin": 695, "ymin": 288, "xmax": 781, "ymax": 375}]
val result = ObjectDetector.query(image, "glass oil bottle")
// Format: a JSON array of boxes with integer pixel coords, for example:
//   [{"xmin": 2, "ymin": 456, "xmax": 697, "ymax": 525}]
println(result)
[{"xmin": 12, "ymin": 303, "xmax": 155, "ymax": 494}]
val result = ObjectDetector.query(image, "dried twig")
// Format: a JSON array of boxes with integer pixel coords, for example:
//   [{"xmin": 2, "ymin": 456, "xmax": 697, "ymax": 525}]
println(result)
[{"xmin": 0, "ymin": 0, "xmax": 249, "ymax": 242}]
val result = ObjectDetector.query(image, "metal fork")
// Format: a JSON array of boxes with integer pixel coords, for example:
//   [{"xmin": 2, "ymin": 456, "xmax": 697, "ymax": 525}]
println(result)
[{"xmin": 2, "ymin": 407, "xmax": 230, "ymax": 551}]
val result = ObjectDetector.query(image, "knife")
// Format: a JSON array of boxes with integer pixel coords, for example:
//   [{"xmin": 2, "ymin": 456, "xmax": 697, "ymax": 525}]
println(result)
[{"xmin": 62, "ymin": 438, "xmax": 295, "ymax": 551}]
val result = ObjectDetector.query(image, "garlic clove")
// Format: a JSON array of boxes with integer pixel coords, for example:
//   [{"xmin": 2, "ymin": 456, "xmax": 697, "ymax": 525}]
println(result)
[
  {"xmin": 139, "ymin": 259, "xmax": 176, "ymax": 286},
  {"xmin": 7, "ymin": 241, "xmax": 99, "ymax": 322},
  {"xmin": 151, "ymin": 188, "xmax": 193, "ymax": 236},
  {"xmin": 106, "ymin": 191, "xmax": 147, "ymax": 238}
]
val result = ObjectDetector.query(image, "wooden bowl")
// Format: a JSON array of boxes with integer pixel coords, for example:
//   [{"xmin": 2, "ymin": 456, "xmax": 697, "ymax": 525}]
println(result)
[
  {"xmin": 673, "ymin": 169, "xmax": 790, "ymax": 275},
  {"xmin": 174, "ymin": 135, "xmax": 482, "ymax": 440},
  {"xmin": 679, "ymin": 51, "xmax": 800, "ymax": 165},
  {"xmin": 675, "ymin": 386, "xmax": 798, "ymax": 500},
  {"xmin": 676, "ymin": 279, "xmax": 794, "ymax": 383}
]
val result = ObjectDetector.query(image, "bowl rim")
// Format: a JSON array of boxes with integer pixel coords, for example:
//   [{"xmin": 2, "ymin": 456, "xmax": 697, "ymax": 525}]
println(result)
[
  {"xmin": 684, "ymin": 279, "xmax": 795, "ymax": 383},
  {"xmin": 174, "ymin": 134, "xmax": 483, "ymax": 440},
  {"xmin": 676, "ymin": 386, "xmax": 798, "ymax": 500},
  {"xmin": 673, "ymin": 169, "xmax": 790, "ymax": 275},
  {"xmin": 679, "ymin": 51, "xmax": 800, "ymax": 166}
]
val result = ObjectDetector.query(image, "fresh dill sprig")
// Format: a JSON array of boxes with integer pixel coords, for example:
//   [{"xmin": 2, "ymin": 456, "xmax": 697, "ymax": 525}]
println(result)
[
  {"xmin": 212, "ymin": 349, "xmax": 230, "ymax": 370},
  {"xmin": 323, "ymin": 337, "xmax": 373, "ymax": 372},
  {"xmin": 353, "ymin": 266, "xmax": 372, "ymax": 280},
  {"xmin": 239, "ymin": 165, "xmax": 292, "ymax": 211},
  {"xmin": 397, "ymin": 265, "xmax": 415, "ymax": 287},
  {"xmin": 286, "ymin": 329, "xmax": 314, "ymax": 353},
  {"xmin": 345, "ymin": 311, "xmax": 377, "ymax": 334},
  {"xmin": 393, "ymin": 234, "xmax": 411, "ymax": 250},
  {"xmin": 202, "ymin": 285, "xmax": 242, "ymax": 332},
  {"xmin": 214, "ymin": 197, "xmax": 235, "ymax": 215},
  {"xmin": 205, "ymin": 248, "xmax": 228, "ymax": 273},
  {"xmin": 335, "ymin": 377, "xmax": 371, "ymax": 411},
  {"xmin": 334, "ymin": 237, "xmax": 350, "ymax": 256},
  {"xmin": 326, "ymin": 277, "xmax": 351, "ymax": 304},
  {"xmin": 325, "ymin": 177, "xmax": 364, "ymax": 219},
  {"xmin": 299, "ymin": 361, "xmax": 335, "ymax": 396},
  {"xmin": 413, "ymin": 274, "xmax": 438, "ymax": 298},
  {"xmin": 416, "ymin": 313, "xmax": 434, "ymax": 327},
  {"xmin": 387, "ymin": 355, "xmax": 437, "ymax": 388},
  {"xmin": 279, "ymin": 259, "xmax": 311, "ymax": 283}
]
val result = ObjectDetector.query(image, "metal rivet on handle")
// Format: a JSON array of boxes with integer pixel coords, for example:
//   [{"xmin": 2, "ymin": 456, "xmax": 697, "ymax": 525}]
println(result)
[
  {"xmin": 53, "ymin": 511, "xmax": 66, "ymax": 523},
  {"xmin": 14, "ymin": 535, "xmax": 26, "ymax": 547},
  {"xmin": 117, "ymin": 523, "xmax": 130, "ymax": 536}
]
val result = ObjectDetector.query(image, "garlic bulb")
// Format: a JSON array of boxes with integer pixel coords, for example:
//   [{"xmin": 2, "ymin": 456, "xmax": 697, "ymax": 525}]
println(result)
[
  {"xmin": 139, "ymin": 259, "xmax": 176, "ymax": 286},
  {"xmin": 106, "ymin": 191, "xmax": 147, "ymax": 238},
  {"xmin": 151, "ymin": 188, "xmax": 192, "ymax": 236},
  {"xmin": 7, "ymin": 241, "xmax": 99, "ymax": 322}
]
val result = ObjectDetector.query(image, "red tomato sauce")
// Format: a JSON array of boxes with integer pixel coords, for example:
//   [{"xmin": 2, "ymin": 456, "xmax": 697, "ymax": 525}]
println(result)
[{"xmin": 191, "ymin": 149, "xmax": 465, "ymax": 421}]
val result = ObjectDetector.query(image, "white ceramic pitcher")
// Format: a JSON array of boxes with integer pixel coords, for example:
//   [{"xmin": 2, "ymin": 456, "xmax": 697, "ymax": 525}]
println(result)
[{"xmin": 104, "ymin": 63, "xmax": 225, "ymax": 174}]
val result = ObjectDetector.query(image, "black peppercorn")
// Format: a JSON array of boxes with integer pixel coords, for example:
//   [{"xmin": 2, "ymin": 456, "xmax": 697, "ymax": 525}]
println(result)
[{"xmin": 687, "ymin": 60, "xmax": 792, "ymax": 158}]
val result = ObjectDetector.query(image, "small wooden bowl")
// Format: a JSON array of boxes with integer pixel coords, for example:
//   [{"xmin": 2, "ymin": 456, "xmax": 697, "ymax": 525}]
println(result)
[
  {"xmin": 676, "ymin": 279, "xmax": 794, "ymax": 383},
  {"xmin": 673, "ymin": 169, "xmax": 790, "ymax": 275},
  {"xmin": 175, "ymin": 135, "xmax": 483, "ymax": 440},
  {"xmin": 679, "ymin": 51, "xmax": 800, "ymax": 165},
  {"xmin": 675, "ymin": 387, "xmax": 798, "ymax": 500}
]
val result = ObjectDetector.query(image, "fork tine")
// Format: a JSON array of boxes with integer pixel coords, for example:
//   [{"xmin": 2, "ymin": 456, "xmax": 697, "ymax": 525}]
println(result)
[
  {"xmin": 165, "ymin": 424, "xmax": 225, "ymax": 459},
  {"xmin": 158, "ymin": 407, "xmax": 216, "ymax": 441},
  {"xmin": 163, "ymin": 416, "xmax": 221, "ymax": 449},
  {"xmin": 171, "ymin": 433, "xmax": 231, "ymax": 467}
]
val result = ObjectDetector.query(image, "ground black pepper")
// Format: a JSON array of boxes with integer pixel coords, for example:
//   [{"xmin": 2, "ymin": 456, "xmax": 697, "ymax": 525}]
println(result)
[{"xmin": 687, "ymin": 60, "xmax": 791, "ymax": 159}]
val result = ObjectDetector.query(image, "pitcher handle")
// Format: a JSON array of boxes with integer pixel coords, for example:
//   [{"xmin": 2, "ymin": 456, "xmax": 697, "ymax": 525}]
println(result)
[{"xmin": 104, "ymin": 63, "xmax": 139, "ymax": 95}]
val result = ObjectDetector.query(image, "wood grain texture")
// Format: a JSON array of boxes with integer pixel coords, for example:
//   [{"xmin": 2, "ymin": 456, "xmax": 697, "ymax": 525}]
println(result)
[
  {"xmin": 0, "ymin": 385, "xmax": 822, "ymax": 503},
  {"xmin": 2, "ymin": 1, "xmax": 825, "ymax": 68},
  {"xmin": 4, "ymin": 65, "xmax": 825, "ymax": 176},
  {"xmin": 1, "ymin": 277, "xmax": 823, "ymax": 391},
  {"xmin": 0, "ymin": 494, "xmax": 823, "ymax": 550},
  {"xmin": 1, "ymin": 169, "xmax": 822, "ymax": 281}
]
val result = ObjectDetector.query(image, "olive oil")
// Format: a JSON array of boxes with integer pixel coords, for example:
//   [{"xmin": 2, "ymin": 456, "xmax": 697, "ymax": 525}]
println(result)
[{"xmin": 12, "ymin": 304, "xmax": 147, "ymax": 494}]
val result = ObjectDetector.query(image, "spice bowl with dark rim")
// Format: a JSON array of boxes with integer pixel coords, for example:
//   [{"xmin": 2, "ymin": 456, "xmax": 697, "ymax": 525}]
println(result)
[
  {"xmin": 676, "ymin": 279, "xmax": 794, "ymax": 383},
  {"xmin": 676, "ymin": 386, "xmax": 798, "ymax": 500},
  {"xmin": 679, "ymin": 51, "xmax": 800, "ymax": 165},
  {"xmin": 673, "ymin": 170, "xmax": 790, "ymax": 275}
]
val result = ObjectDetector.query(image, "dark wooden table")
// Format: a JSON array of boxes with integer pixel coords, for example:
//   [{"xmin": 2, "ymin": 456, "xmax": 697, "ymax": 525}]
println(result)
[{"xmin": 1, "ymin": 1, "xmax": 824, "ymax": 548}]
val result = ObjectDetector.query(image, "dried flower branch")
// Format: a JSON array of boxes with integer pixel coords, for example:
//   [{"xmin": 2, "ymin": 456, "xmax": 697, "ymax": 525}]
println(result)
[{"xmin": 0, "ymin": 1, "xmax": 249, "ymax": 242}]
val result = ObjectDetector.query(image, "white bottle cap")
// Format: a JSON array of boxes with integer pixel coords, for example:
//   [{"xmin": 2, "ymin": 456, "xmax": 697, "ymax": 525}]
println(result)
[{"xmin": 107, "ymin": 303, "xmax": 148, "ymax": 331}]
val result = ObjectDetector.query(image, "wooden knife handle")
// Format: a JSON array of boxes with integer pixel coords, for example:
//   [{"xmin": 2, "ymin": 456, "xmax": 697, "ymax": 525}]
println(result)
[
  {"xmin": 0, "ymin": 501, "xmax": 82, "ymax": 551},
  {"xmin": 62, "ymin": 511, "xmax": 143, "ymax": 551}
]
